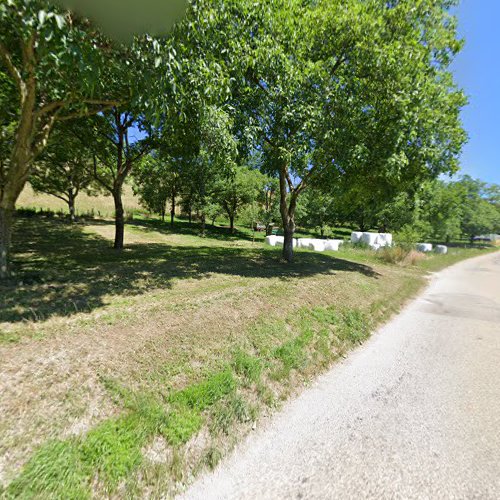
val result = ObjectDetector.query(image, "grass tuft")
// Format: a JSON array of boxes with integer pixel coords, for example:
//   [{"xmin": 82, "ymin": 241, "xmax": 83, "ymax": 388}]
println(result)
[
  {"xmin": 79, "ymin": 414, "xmax": 148, "ymax": 488},
  {"xmin": 161, "ymin": 406, "xmax": 203, "ymax": 446},
  {"xmin": 7, "ymin": 440, "xmax": 90, "ymax": 499},
  {"xmin": 233, "ymin": 350, "xmax": 263, "ymax": 385},
  {"xmin": 169, "ymin": 370, "xmax": 236, "ymax": 411}
]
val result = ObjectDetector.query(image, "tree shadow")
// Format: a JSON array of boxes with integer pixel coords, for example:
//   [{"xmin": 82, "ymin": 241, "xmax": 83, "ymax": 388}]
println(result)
[
  {"xmin": 129, "ymin": 217, "xmax": 259, "ymax": 242},
  {"xmin": 1, "ymin": 217, "xmax": 379, "ymax": 324}
]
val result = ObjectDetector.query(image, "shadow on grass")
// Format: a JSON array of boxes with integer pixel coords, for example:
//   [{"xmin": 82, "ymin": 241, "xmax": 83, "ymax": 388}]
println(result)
[
  {"xmin": 1, "ymin": 217, "xmax": 379, "ymax": 324},
  {"xmin": 129, "ymin": 217, "xmax": 261, "ymax": 242}
]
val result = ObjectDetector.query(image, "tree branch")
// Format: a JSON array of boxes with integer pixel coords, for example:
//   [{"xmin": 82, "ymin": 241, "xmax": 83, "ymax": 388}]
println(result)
[
  {"xmin": 35, "ymin": 100, "xmax": 68, "ymax": 118},
  {"xmin": 284, "ymin": 168, "xmax": 295, "ymax": 192},
  {"xmin": 0, "ymin": 42, "xmax": 23, "ymax": 90},
  {"xmin": 295, "ymin": 165, "xmax": 318, "ymax": 195},
  {"xmin": 92, "ymin": 154, "xmax": 114, "ymax": 193},
  {"xmin": 56, "ymin": 102, "xmax": 121, "ymax": 122}
]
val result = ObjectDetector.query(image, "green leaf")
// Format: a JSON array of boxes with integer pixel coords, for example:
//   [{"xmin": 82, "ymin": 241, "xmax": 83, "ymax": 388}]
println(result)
[
  {"xmin": 54, "ymin": 14, "xmax": 65, "ymax": 29},
  {"xmin": 38, "ymin": 10, "xmax": 47, "ymax": 26}
]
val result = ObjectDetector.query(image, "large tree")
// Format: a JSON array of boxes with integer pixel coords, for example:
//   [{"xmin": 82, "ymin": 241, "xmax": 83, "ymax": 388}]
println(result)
[
  {"xmin": 133, "ymin": 153, "xmax": 181, "ymax": 225},
  {"xmin": 0, "ymin": 0, "xmax": 174, "ymax": 275},
  {"xmin": 213, "ymin": 166, "xmax": 266, "ymax": 233},
  {"xmin": 30, "ymin": 123, "xmax": 96, "ymax": 221},
  {"xmin": 86, "ymin": 110, "xmax": 154, "ymax": 249},
  {"xmin": 457, "ymin": 176, "xmax": 500, "ymax": 242},
  {"xmin": 214, "ymin": 0, "xmax": 467, "ymax": 261}
]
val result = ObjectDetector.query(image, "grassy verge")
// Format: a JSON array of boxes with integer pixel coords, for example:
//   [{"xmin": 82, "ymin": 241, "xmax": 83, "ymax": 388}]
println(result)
[{"xmin": 1, "ymin": 216, "xmax": 496, "ymax": 498}]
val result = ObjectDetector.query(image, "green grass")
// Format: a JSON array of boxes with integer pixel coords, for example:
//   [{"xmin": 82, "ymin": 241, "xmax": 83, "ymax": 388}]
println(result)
[
  {"xmin": 169, "ymin": 370, "xmax": 236, "ymax": 411},
  {"xmin": 2, "ymin": 213, "xmax": 496, "ymax": 498},
  {"xmin": 6, "ymin": 440, "xmax": 90, "ymax": 500}
]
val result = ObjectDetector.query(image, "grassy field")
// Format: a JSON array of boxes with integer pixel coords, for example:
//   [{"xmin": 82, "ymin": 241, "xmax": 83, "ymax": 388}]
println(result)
[
  {"xmin": 17, "ymin": 183, "xmax": 143, "ymax": 219},
  {"xmin": 0, "ymin": 213, "xmax": 495, "ymax": 498}
]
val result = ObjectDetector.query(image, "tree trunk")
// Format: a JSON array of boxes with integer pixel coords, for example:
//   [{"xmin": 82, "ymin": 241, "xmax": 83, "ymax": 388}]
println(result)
[
  {"xmin": 113, "ymin": 189, "xmax": 125, "ymax": 250},
  {"xmin": 200, "ymin": 213, "xmax": 206, "ymax": 236},
  {"xmin": 279, "ymin": 168, "xmax": 297, "ymax": 263},
  {"xmin": 0, "ymin": 206, "xmax": 14, "ymax": 279},
  {"xmin": 170, "ymin": 192, "xmax": 176, "ymax": 227},
  {"xmin": 229, "ymin": 214, "xmax": 235, "ymax": 233},
  {"xmin": 188, "ymin": 208, "xmax": 192, "ymax": 224},
  {"xmin": 68, "ymin": 191, "xmax": 76, "ymax": 223}
]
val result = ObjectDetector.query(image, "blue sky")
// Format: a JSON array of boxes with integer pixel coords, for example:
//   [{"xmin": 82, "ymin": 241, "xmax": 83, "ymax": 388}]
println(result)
[{"xmin": 451, "ymin": 0, "xmax": 500, "ymax": 184}]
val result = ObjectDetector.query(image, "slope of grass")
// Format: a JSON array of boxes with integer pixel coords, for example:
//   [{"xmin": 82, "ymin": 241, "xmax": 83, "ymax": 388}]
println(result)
[{"xmin": 1, "ymin": 214, "xmax": 495, "ymax": 497}]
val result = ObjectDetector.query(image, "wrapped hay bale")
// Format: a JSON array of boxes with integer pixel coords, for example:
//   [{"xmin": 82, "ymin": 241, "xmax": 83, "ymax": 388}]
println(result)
[
  {"xmin": 324, "ymin": 240, "xmax": 340, "ymax": 251},
  {"xmin": 264, "ymin": 235, "xmax": 284, "ymax": 247},
  {"xmin": 435, "ymin": 245, "xmax": 448, "ymax": 254},
  {"xmin": 297, "ymin": 238, "xmax": 313, "ymax": 248},
  {"xmin": 378, "ymin": 233, "xmax": 393, "ymax": 247},
  {"xmin": 361, "ymin": 232, "xmax": 380, "ymax": 248},
  {"xmin": 351, "ymin": 232, "xmax": 363, "ymax": 244},
  {"xmin": 264, "ymin": 235, "xmax": 277, "ymax": 246},
  {"xmin": 308, "ymin": 240, "xmax": 326, "ymax": 252},
  {"xmin": 416, "ymin": 243, "xmax": 433, "ymax": 253}
]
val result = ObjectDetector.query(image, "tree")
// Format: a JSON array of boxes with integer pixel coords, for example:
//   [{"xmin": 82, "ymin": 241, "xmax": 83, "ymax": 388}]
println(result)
[
  {"xmin": 297, "ymin": 190, "xmax": 337, "ymax": 237},
  {"xmin": 457, "ymin": 176, "xmax": 500, "ymax": 242},
  {"xmin": 215, "ymin": 0, "xmax": 466, "ymax": 262},
  {"xmin": 133, "ymin": 153, "xmax": 181, "ymax": 225},
  {"xmin": 87, "ymin": 110, "xmax": 154, "ymax": 249},
  {"xmin": 0, "ymin": 0, "xmax": 177, "ymax": 275},
  {"xmin": 161, "ymin": 104, "xmax": 237, "ymax": 236},
  {"xmin": 213, "ymin": 166, "xmax": 265, "ymax": 233},
  {"xmin": 0, "ymin": 1, "xmax": 126, "ymax": 276},
  {"xmin": 30, "ymin": 124, "xmax": 95, "ymax": 221}
]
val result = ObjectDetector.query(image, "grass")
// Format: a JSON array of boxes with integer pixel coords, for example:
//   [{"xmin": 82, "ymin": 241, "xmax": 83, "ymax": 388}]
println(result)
[
  {"xmin": 1, "ymin": 212, "xmax": 496, "ymax": 498},
  {"xmin": 16, "ymin": 183, "xmax": 143, "ymax": 219}
]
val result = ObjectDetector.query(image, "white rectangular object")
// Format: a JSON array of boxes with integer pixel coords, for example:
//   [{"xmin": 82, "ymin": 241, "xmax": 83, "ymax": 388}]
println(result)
[
  {"xmin": 378, "ymin": 233, "xmax": 393, "ymax": 247},
  {"xmin": 416, "ymin": 243, "xmax": 433, "ymax": 253},
  {"xmin": 297, "ymin": 238, "xmax": 313, "ymax": 249},
  {"xmin": 361, "ymin": 232, "xmax": 380, "ymax": 247},
  {"xmin": 435, "ymin": 245, "xmax": 448, "ymax": 254},
  {"xmin": 324, "ymin": 240, "xmax": 340, "ymax": 251},
  {"xmin": 351, "ymin": 232, "xmax": 363, "ymax": 244},
  {"xmin": 308, "ymin": 240, "xmax": 325, "ymax": 252}
]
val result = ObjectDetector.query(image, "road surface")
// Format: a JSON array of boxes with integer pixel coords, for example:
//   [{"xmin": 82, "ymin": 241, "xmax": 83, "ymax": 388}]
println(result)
[{"xmin": 181, "ymin": 251, "xmax": 500, "ymax": 499}]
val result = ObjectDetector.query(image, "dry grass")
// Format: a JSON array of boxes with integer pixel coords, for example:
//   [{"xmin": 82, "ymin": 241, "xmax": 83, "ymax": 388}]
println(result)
[
  {"xmin": 0, "ymin": 215, "xmax": 492, "ymax": 497},
  {"xmin": 379, "ymin": 246, "xmax": 426, "ymax": 266},
  {"xmin": 17, "ymin": 183, "xmax": 143, "ymax": 218}
]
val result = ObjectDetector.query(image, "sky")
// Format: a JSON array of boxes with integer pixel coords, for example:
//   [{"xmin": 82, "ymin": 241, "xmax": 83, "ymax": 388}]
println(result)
[{"xmin": 451, "ymin": 0, "xmax": 500, "ymax": 184}]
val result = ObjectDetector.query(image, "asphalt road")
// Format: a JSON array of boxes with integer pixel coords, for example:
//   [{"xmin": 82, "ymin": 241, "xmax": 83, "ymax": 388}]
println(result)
[{"xmin": 181, "ymin": 251, "xmax": 500, "ymax": 500}]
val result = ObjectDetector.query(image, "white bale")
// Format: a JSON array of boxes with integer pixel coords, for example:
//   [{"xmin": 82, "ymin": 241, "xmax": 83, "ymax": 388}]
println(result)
[
  {"xmin": 351, "ymin": 232, "xmax": 363, "ymax": 244},
  {"xmin": 435, "ymin": 245, "xmax": 448, "ymax": 254},
  {"xmin": 308, "ymin": 240, "xmax": 325, "ymax": 252},
  {"xmin": 264, "ymin": 235, "xmax": 277, "ymax": 247},
  {"xmin": 416, "ymin": 243, "xmax": 433, "ymax": 253},
  {"xmin": 378, "ymin": 233, "xmax": 393, "ymax": 247},
  {"xmin": 324, "ymin": 240, "xmax": 340, "ymax": 251},
  {"xmin": 297, "ymin": 238, "xmax": 314, "ymax": 249},
  {"xmin": 361, "ymin": 232, "xmax": 380, "ymax": 248},
  {"xmin": 264, "ymin": 235, "xmax": 285, "ymax": 247}
]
